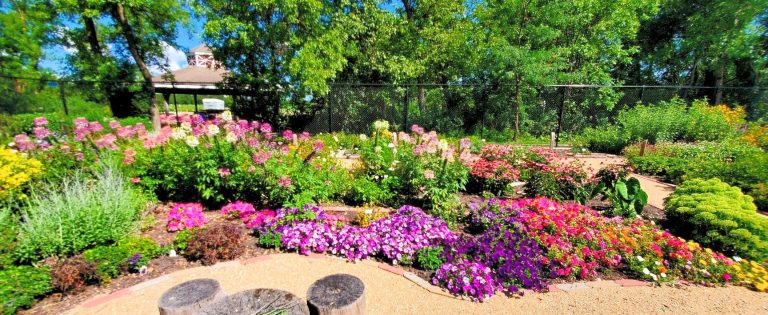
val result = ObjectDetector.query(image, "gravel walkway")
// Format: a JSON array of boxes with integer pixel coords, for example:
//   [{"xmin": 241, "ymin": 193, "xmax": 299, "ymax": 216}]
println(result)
[{"xmin": 65, "ymin": 253, "xmax": 768, "ymax": 315}]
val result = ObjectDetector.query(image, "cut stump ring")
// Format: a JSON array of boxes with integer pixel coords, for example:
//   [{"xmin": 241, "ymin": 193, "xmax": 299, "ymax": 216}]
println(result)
[
  {"xmin": 198, "ymin": 288, "xmax": 309, "ymax": 315},
  {"xmin": 158, "ymin": 278, "xmax": 226, "ymax": 315},
  {"xmin": 307, "ymin": 274, "xmax": 365, "ymax": 315}
]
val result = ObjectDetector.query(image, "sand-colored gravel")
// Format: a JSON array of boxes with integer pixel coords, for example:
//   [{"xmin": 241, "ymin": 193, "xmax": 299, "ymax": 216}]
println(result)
[{"xmin": 65, "ymin": 253, "xmax": 768, "ymax": 315}]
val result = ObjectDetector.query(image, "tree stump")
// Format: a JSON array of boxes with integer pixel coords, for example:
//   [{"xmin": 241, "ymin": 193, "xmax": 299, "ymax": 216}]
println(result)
[
  {"xmin": 198, "ymin": 288, "xmax": 310, "ymax": 315},
  {"xmin": 307, "ymin": 274, "xmax": 365, "ymax": 315},
  {"xmin": 158, "ymin": 278, "xmax": 226, "ymax": 315}
]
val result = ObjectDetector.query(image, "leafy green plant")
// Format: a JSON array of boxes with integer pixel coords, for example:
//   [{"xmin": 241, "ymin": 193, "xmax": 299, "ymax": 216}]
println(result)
[
  {"xmin": 748, "ymin": 183, "xmax": 768, "ymax": 212},
  {"xmin": 415, "ymin": 246, "xmax": 445, "ymax": 271},
  {"xmin": 0, "ymin": 265, "xmax": 51, "ymax": 315},
  {"xmin": 596, "ymin": 176, "xmax": 648, "ymax": 218},
  {"xmin": 258, "ymin": 232, "xmax": 283, "ymax": 248},
  {"xmin": 15, "ymin": 165, "xmax": 147, "ymax": 262},
  {"xmin": 665, "ymin": 178, "xmax": 768, "ymax": 261},
  {"xmin": 173, "ymin": 228, "xmax": 197, "ymax": 255},
  {"xmin": 82, "ymin": 236, "xmax": 161, "ymax": 281},
  {"xmin": 575, "ymin": 126, "xmax": 629, "ymax": 154},
  {"xmin": 0, "ymin": 207, "xmax": 16, "ymax": 267}
]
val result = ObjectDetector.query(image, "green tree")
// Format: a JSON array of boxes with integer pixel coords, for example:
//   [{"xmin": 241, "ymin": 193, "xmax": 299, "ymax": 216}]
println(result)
[
  {"xmin": 634, "ymin": 0, "xmax": 766, "ymax": 107},
  {"xmin": 55, "ymin": 0, "xmax": 188, "ymax": 127},
  {"xmin": 194, "ymin": 0, "xmax": 351, "ymax": 126},
  {"xmin": 0, "ymin": 0, "xmax": 57, "ymax": 113},
  {"xmin": 476, "ymin": 0, "xmax": 660, "ymax": 138}
]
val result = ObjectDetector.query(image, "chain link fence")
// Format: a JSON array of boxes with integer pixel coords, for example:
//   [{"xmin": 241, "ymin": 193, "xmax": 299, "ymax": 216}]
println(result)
[
  {"xmin": 306, "ymin": 84, "xmax": 768, "ymax": 141},
  {"xmin": 2, "ymin": 75, "xmax": 766, "ymax": 143}
]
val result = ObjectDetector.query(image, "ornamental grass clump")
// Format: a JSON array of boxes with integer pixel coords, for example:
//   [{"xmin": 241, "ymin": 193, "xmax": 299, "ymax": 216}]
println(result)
[{"xmin": 15, "ymin": 165, "xmax": 146, "ymax": 262}]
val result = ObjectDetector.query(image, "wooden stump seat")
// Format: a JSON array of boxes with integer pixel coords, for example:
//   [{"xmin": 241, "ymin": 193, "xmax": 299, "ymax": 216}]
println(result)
[{"xmin": 307, "ymin": 274, "xmax": 365, "ymax": 315}]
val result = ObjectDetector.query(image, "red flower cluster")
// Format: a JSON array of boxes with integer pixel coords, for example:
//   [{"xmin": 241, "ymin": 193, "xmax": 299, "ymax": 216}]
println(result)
[{"xmin": 470, "ymin": 159, "xmax": 520, "ymax": 181}]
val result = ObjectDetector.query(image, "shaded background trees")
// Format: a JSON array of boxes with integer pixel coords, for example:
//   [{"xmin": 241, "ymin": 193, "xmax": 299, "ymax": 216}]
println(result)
[{"xmin": 1, "ymin": 0, "xmax": 766, "ymax": 129}]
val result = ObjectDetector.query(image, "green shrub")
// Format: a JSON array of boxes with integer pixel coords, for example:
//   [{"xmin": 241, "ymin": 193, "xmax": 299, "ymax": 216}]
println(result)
[
  {"xmin": 665, "ymin": 178, "xmax": 768, "ymax": 261},
  {"xmin": 626, "ymin": 140, "xmax": 768, "ymax": 188},
  {"xmin": 415, "ymin": 246, "xmax": 444, "ymax": 271},
  {"xmin": 0, "ymin": 265, "xmax": 51, "ymax": 315},
  {"xmin": 594, "ymin": 167, "xmax": 648, "ymax": 218},
  {"xmin": 617, "ymin": 98, "xmax": 737, "ymax": 144},
  {"xmin": 258, "ymin": 232, "xmax": 282, "ymax": 248},
  {"xmin": 173, "ymin": 228, "xmax": 197, "ymax": 255},
  {"xmin": 346, "ymin": 176, "xmax": 396, "ymax": 206},
  {"xmin": 82, "ymin": 236, "xmax": 161, "ymax": 281},
  {"xmin": 748, "ymin": 183, "xmax": 768, "ymax": 212},
  {"xmin": 627, "ymin": 155, "xmax": 688, "ymax": 184},
  {"xmin": 575, "ymin": 126, "xmax": 629, "ymax": 154},
  {"xmin": 15, "ymin": 165, "xmax": 147, "ymax": 262},
  {"xmin": 0, "ymin": 208, "xmax": 16, "ymax": 267}
]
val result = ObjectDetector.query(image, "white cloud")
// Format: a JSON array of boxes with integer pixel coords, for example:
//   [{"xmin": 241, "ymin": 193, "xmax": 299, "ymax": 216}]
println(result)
[{"xmin": 150, "ymin": 42, "xmax": 188, "ymax": 75}]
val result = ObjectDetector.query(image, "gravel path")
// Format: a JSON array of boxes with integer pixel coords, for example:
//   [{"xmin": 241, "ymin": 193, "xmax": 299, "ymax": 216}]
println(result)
[{"xmin": 65, "ymin": 253, "xmax": 768, "ymax": 315}]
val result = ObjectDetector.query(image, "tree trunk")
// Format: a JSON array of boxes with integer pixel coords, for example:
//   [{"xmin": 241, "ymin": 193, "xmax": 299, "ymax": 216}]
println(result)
[
  {"xmin": 513, "ymin": 77, "xmax": 522, "ymax": 141},
  {"xmin": 714, "ymin": 61, "xmax": 725, "ymax": 105},
  {"xmin": 158, "ymin": 279, "xmax": 226, "ymax": 315},
  {"xmin": 418, "ymin": 86, "xmax": 426, "ymax": 113},
  {"xmin": 163, "ymin": 93, "xmax": 171, "ymax": 114},
  {"xmin": 112, "ymin": 2, "xmax": 161, "ymax": 131},
  {"xmin": 307, "ymin": 274, "xmax": 365, "ymax": 315},
  {"xmin": 82, "ymin": 15, "xmax": 102, "ymax": 56}
]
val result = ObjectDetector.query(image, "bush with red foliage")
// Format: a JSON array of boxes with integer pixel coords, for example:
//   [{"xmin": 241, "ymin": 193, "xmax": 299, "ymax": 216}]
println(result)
[
  {"xmin": 468, "ymin": 159, "xmax": 520, "ymax": 195},
  {"xmin": 51, "ymin": 256, "xmax": 98, "ymax": 293},
  {"xmin": 185, "ymin": 223, "xmax": 245, "ymax": 265}
]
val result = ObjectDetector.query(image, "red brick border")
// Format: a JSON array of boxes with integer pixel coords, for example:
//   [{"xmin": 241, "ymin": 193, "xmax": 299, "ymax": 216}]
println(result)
[{"xmin": 82, "ymin": 288, "xmax": 131, "ymax": 308}]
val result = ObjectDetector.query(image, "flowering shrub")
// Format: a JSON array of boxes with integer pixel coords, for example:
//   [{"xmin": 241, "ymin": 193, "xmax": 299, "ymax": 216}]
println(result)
[
  {"xmin": 357, "ymin": 122, "xmax": 469, "ymax": 224},
  {"xmin": 166, "ymin": 203, "xmax": 207, "ymax": 231},
  {"xmin": 730, "ymin": 258, "xmax": 768, "ymax": 292},
  {"xmin": 440, "ymin": 224, "xmax": 547, "ymax": 299},
  {"xmin": 468, "ymin": 197, "xmax": 761, "ymax": 291},
  {"xmin": 432, "ymin": 259, "xmax": 497, "ymax": 301},
  {"xmin": 468, "ymin": 159, "xmax": 520, "ymax": 195},
  {"xmin": 367, "ymin": 205, "xmax": 457, "ymax": 263},
  {"xmin": 0, "ymin": 147, "xmax": 42, "ymax": 203},
  {"xmin": 263, "ymin": 205, "xmax": 455, "ymax": 264}
]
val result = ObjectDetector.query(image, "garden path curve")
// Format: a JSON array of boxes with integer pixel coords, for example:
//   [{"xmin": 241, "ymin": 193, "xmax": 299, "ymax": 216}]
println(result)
[
  {"xmin": 65, "ymin": 253, "xmax": 767, "ymax": 315},
  {"xmin": 569, "ymin": 154, "xmax": 675, "ymax": 208}
]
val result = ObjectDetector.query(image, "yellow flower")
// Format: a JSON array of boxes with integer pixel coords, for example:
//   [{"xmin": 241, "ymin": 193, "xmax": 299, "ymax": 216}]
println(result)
[{"xmin": 0, "ymin": 147, "xmax": 42, "ymax": 202}]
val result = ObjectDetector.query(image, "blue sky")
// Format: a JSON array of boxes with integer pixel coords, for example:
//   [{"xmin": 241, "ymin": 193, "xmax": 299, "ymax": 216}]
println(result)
[
  {"xmin": 41, "ymin": 17, "xmax": 206, "ymax": 75},
  {"xmin": 40, "ymin": 3, "xmax": 405, "ymax": 76}
]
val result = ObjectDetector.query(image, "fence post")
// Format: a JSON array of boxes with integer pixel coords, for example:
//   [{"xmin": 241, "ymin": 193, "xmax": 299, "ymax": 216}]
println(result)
[
  {"xmin": 555, "ymin": 86, "xmax": 566, "ymax": 147},
  {"xmin": 403, "ymin": 87, "xmax": 409, "ymax": 132},
  {"xmin": 58, "ymin": 80, "xmax": 69, "ymax": 116},
  {"xmin": 639, "ymin": 85, "xmax": 646, "ymax": 104},
  {"xmin": 327, "ymin": 96, "xmax": 332, "ymax": 133}
]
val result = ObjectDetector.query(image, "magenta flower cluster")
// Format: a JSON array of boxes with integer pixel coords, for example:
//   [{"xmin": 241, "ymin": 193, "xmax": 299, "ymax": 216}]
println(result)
[
  {"xmin": 268, "ymin": 205, "xmax": 456, "ymax": 263},
  {"xmin": 220, "ymin": 201, "xmax": 276, "ymax": 229},
  {"xmin": 432, "ymin": 260, "xmax": 497, "ymax": 302},
  {"xmin": 166, "ymin": 203, "xmax": 208, "ymax": 231}
]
